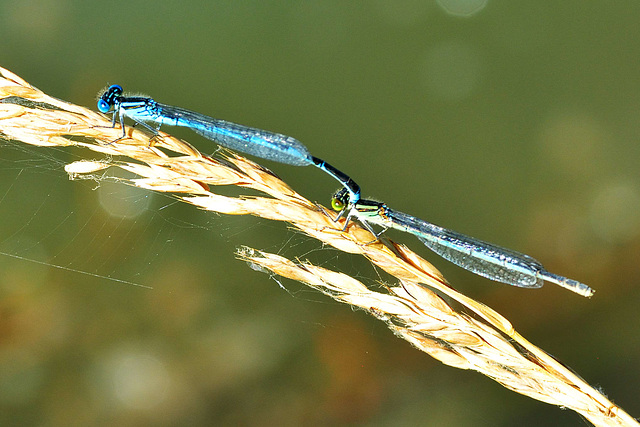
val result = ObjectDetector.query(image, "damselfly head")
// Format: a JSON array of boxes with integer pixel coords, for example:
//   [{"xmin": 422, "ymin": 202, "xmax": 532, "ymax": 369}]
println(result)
[
  {"xmin": 330, "ymin": 188, "xmax": 350, "ymax": 212},
  {"xmin": 97, "ymin": 84, "xmax": 123, "ymax": 113}
]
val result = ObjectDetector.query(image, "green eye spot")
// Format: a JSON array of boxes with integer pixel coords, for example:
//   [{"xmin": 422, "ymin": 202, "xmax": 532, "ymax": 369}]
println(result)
[{"xmin": 331, "ymin": 197, "xmax": 344, "ymax": 212}]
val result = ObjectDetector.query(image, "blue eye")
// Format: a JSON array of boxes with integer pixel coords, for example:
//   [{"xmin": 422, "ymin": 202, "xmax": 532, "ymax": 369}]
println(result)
[{"xmin": 97, "ymin": 99, "xmax": 111, "ymax": 113}]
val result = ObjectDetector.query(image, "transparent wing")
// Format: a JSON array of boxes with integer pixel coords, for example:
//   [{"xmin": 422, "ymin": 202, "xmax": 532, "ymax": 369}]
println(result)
[
  {"xmin": 387, "ymin": 210, "xmax": 545, "ymax": 288},
  {"xmin": 155, "ymin": 103, "xmax": 313, "ymax": 166}
]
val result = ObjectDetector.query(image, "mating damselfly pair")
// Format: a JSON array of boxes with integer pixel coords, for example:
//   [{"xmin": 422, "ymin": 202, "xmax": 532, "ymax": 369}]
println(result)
[{"xmin": 96, "ymin": 84, "xmax": 594, "ymax": 297}]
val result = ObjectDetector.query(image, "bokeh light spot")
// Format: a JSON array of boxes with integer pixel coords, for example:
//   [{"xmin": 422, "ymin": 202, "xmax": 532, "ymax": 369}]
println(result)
[
  {"xmin": 589, "ymin": 181, "xmax": 640, "ymax": 244},
  {"xmin": 98, "ymin": 181, "xmax": 151, "ymax": 219},
  {"xmin": 102, "ymin": 349, "xmax": 170, "ymax": 410},
  {"xmin": 537, "ymin": 110, "xmax": 605, "ymax": 178},
  {"xmin": 422, "ymin": 41, "xmax": 482, "ymax": 101}
]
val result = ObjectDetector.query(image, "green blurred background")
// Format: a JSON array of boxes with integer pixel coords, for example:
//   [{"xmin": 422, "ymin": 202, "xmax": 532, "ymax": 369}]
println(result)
[{"xmin": 1, "ymin": 1, "xmax": 639, "ymax": 425}]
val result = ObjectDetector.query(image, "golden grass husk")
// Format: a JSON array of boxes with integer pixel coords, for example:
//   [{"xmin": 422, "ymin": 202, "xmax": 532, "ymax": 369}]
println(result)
[{"xmin": 0, "ymin": 67, "xmax": 635, "ymax": 426}]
